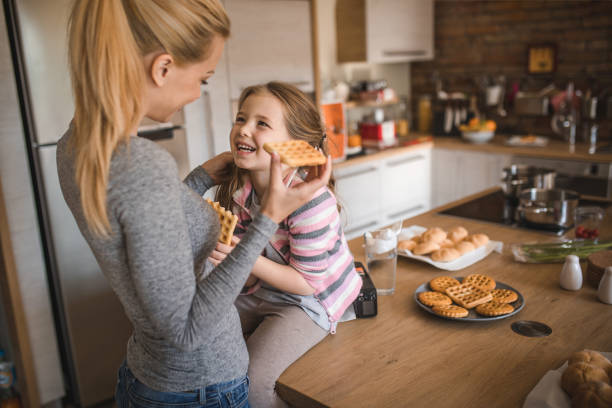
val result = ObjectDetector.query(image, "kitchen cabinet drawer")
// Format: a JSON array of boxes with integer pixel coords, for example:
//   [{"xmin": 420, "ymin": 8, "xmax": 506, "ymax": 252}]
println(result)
[
  {"xmin": 225, "ymin": 0, "xmax": 315, "ymax": 99},
  {"xmin": 335, "ymin": 161, "xmax": 382, "ymax": 231},
  {"xmin": 336, "ymin": 0, "xmax": 433, "ymax": 64},
  {"xmin": 381, "ymin": 149, "xmax": 431, "ymax": 214}
]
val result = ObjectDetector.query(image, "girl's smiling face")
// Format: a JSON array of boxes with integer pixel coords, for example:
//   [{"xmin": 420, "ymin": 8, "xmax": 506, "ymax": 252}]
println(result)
[{"xmin": 230, "ymin": 92, "xmax": 292, "ymax": 172}]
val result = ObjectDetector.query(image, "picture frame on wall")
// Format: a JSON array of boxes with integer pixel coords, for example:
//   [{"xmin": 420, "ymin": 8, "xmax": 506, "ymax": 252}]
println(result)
[{"xmin": 527, "ymin": 43, "xmax": 556, "ymax": 74}]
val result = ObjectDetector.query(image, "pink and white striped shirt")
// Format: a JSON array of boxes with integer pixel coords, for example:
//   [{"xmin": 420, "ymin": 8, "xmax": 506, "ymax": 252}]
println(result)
[{"xmin": 232, "ymin": 180, "xmax": 362, "ymax": 325}]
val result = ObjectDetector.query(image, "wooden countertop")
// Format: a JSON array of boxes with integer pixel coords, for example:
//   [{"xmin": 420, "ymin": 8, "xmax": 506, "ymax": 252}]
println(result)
[
  {"xmin": 276, "ymin": 188, "xmax": 612, "ymax": 408},
  {"xmin": 430, "ymin": 134, "xmax": 612, "ymax": 163},
  {"xmin": 333, "ymin": 135, "xmax": 611, "ymax": 170}
]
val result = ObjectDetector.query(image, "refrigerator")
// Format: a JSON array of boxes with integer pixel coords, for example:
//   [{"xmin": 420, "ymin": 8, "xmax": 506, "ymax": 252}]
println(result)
[{"xmin": 3, "ymin": 0, "xmax": 187, "ymax": 405}]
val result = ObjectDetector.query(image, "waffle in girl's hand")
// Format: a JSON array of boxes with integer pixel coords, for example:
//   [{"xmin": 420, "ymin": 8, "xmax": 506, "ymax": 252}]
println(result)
[
  {"xmin": 205, "ymin": 199, "xmax": 238, "ymax": 245},
  {"xmin": 263, "ymin": 140, "xmax": 326, "ymax": 167}
]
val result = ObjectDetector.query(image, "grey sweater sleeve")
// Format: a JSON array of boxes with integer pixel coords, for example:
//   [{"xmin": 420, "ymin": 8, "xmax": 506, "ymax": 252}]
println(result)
[
  {"xmin": 115, "ymin": 153, "xmax": 277, "ymax": 352},
  {"xmin": 183, "ymin": 165, "xmax": 215, "ymax": 196}
]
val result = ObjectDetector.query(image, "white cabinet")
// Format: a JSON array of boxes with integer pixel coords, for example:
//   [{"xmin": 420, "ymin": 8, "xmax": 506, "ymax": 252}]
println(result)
[
  {"xmin": 335, "ymin": 160, "xmax": 382, "ymax": 238},
  {"xmin": 431, "ymin": 148, "xmax": 512, "ymax": 208},
  {"xmin": 336, "ymin": 0, "xmax": 434, "ymax": 64},
  {"xmin": 335, "ymin": 147, "xmax": 432, "ymax": 239},
  {"xmin": 380, "ymin": 148, "xmax": 431, "ymax": 224},
  {"xmin": 224, "ymin": 0, "xmax": 315, "ymax": 100}
]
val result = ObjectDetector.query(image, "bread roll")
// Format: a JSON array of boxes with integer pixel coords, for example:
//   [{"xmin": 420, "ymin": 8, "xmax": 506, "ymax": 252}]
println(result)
[
  {"xmin": 431, "ymin": 248, "xmax": 461, "ymax": 262},
  {"xmin": 413, "ymin": 240, "xmax": 440, "ymax": 255},
  {"xmin": 572, "ymin": 381, "xmax": 612, "ymax": 408},
  {"xmin": 440, "ymin": 238, "xmax": 455, "ymax": 249},
  {"xmin": 569, "ymin": 350, "xmax": 612, "ymax": 375},
  {"xmin": 467, "ymin": 233, "xmax": 490, "ymax": 248},
  {"xmin": 448, "ymin": 226, "xmax": 468, "ymax": 243},
  {"xmin": 561, "ymin": 362, "xmax": 610, "ymax": 396},
  {"xmin": 398, "ymin": 240, "xmax": 417, "ymax": 251},
  {"xmin": 455, "ymin": 241, "xmax": 476, "ymax": 255},
  {"xmin": 422, "ymin": 227, "xmax": 447, "ymax": 244}
]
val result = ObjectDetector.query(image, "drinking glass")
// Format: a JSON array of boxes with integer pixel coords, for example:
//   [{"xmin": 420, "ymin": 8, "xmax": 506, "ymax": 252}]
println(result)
[{"xmin": 364, "ymin": 228, "xmax": 397, "ymax": 295}]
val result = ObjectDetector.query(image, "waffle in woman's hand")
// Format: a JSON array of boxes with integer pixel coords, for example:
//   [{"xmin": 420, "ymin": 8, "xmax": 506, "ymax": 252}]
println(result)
[
  {"xmin": 263, "ymin": 140, "xmax": 326, "ymax": 167},
  {"xmin": 205, "ymin": 199, "xmax": 238, "ymax": 245}
]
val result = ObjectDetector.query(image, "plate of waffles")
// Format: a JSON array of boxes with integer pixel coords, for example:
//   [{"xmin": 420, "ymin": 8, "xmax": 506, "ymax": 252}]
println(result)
[{"xmin": 413, "ymin": 274, "xmax": 525, "ymax": 322}]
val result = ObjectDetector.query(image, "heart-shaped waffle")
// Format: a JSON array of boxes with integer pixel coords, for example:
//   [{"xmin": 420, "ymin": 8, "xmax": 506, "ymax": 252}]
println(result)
[
  {"xmin": 444, "ymin": 283, "xmax": 493, "ymax": 309},
  {"xmin": 429, "ymin": 276, "xmax": 461, "ymax": 293},
  {"xmin": 205, "ymin": 199, "xmax": 238, "ymax": 245},
  {"xmin": 475, "ymin": 301, "xmax": 514, "ymax": 316},
  {"xmin": 263, "ymin": 140, "xmax": 326, "ymax": 167}
]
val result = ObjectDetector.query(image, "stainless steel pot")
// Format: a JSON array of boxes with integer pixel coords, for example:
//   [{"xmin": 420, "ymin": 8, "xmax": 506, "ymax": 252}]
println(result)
[
  {"xmin": 517, "ymin": 188, "xmax": 579, "ymax": 229},
  {"xmin": 501, "ymin": 165, "xmax": 556, "ymax": 198}
]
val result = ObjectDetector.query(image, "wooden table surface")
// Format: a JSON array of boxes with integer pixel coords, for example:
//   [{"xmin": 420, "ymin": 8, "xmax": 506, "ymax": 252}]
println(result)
[{"xmin": 276, "ymin": 188, "xmax": 612, "ymax": 408}]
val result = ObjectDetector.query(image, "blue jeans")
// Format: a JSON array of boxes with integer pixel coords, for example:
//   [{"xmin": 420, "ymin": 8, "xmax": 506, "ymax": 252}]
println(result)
[{"xmin": 115, "ymin": 362, "xmax": 250, "ymax": 408}]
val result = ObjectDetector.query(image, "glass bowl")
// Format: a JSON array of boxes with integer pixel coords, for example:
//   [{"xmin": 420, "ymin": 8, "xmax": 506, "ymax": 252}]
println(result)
[{"xmin": 574, "ymin": 206, "xmax": 604, "ymax": 239}]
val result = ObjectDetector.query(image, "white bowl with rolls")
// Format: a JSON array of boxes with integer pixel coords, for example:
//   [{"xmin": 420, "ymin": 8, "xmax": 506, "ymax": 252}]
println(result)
[{"xmin": 397, "ymin": 225, "xmax": 503, "ymax": 271}]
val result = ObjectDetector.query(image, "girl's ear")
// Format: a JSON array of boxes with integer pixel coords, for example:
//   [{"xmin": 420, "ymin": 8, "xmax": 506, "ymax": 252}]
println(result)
[{"xmin": 150, "ymin": 53, "xmax": 174, "ymax": 87}]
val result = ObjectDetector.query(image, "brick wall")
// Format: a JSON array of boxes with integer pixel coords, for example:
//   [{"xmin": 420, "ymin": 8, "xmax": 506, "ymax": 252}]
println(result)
[{"xmin": 411, "ymin": 0, "xmax": 612, "ymax": 141}]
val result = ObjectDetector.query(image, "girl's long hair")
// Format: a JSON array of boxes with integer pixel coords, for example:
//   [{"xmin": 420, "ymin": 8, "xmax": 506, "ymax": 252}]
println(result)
[
  {"xmin": 215, "ymin": 81, "xmax": 336, "ymax": 211},
  {"xmin": 68, "ymin": 0, "xmax": 229, "ymax": 236}
]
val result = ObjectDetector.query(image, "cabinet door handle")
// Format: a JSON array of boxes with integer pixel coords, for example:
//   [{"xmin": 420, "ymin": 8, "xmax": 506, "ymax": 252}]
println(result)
[
  {"xmin": 389, "ymin": 205, "xmax": 424, "ymax": 219},
  {"xmin": 387, "ymin": 155, "xmax": 425, "ymax": 168},
  {"xmin": 383, "ymin": 50, "xmax": 427, "ymax": 57},
  {"xmin": 336, "ymin": 166, "xmax": 378, "ymax": 179},
  {"xmin": 345, "ymin": 220, "xmax": 378, "ymax": 235}
]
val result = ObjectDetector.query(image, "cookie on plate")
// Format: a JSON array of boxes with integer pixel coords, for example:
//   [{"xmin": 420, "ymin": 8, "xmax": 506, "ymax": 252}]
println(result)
[
  {"xmin": 475, "ymin": 301, "xmax": 514, "ymax": 316},
  {"xmin": 463, "ymin": 273, "xmax": 496, "ymax": 291},
  {"xmin": 490, "ymin": 288, "xmax": 518, "ymax": 303},
  {"xmin": 467, "ymin": 233, "xmax": 490, "ymax": 248},
  {"xmin": 418, "ymin": 291, "xmax": 452, "ymax": 307},
  {"xmin": 448, "ymin": 226, "xmax": 468, "ymax": 243},
  {"xmin": 455, "ymin": 240, "xmax": 476, "ymax": 255},
  {"xmin": 429, "ymin": 276, "xmax": 461, "ymax": 293},
  {"xmin": 432, "ymin": 304, "xmax": 468, "ymax": 318}
]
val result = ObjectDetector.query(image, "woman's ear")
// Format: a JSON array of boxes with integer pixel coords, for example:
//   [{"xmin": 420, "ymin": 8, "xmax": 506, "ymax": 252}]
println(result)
[{"xmin": 150, "ymin": 53, "xmax": 174, "ymax": 87}]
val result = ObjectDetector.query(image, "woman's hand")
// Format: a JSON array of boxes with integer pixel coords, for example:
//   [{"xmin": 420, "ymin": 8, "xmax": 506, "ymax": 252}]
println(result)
[
  {"xmin": 200, "ymin": 151, "xmax": 234, "ymax": 185},
  {"xmin": 260, "ymin": 153, "xmax": 332, "ymax": 224},
  {"xmin": 207, "ymin": 235, "xmax": 240, "ymax": 266}
]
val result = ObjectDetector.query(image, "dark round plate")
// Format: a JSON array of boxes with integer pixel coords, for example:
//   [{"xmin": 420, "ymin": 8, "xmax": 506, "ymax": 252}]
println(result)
[{"xmin": 413, "ymin": 277, "xmax": 525, "ymax": 322}]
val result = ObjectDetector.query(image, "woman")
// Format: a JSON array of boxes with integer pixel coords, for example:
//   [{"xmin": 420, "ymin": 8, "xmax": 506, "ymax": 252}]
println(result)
[{"xmin": 57, "ymin": 1, "xmax": 330, "ymax": 407}]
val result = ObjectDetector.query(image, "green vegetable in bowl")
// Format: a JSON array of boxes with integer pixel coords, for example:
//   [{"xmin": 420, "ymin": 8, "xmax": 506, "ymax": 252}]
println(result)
[{"xmin": 512, "ymin": 240, "xmax": 612, "ymax": 263}]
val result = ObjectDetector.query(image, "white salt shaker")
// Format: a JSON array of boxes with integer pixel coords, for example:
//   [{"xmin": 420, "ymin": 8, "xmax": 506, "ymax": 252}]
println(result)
[
  {"xmin": 597, "ymin": 266, "xmax": 612, "ymax": 304},
  {"xmin": 560, "ymin": 255, "xmax": 582, "ymax": 291}
]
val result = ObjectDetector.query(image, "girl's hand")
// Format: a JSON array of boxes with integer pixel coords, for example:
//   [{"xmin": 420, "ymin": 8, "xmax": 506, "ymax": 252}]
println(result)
[
  {"xmin": 260, "ymin": 153, "xmax": 332, "ymax": 223},
  {"xmin": 207, "ymin": 235, "xmax": 240, "ymax": 266},
  {"xmin": 200, "ymin": 151, "xmax": 234, "ymax": 185}
]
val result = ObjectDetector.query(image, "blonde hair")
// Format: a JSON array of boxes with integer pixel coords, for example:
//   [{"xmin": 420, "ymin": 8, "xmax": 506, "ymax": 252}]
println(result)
[
  {"xmin": 215, "ymin": 81, "xmax": 336, "ymax": 211},
  {"xmin": 68, "ymin": 0, "xmax": 230, "ymax": 236}
]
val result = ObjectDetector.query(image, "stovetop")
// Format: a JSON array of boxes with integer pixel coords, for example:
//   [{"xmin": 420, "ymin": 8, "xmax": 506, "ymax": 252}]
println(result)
[{"xmin": 438, "ymin": 189, "xmax": 609, "ymax": 235}]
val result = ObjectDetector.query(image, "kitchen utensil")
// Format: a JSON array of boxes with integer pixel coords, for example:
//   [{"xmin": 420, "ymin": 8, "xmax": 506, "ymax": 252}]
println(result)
[
  {"xmin": 514, "ymin": 92, "xmax": 550, "ymax": 116},
  {"xmin": 501, "ymin": 165, "xmax": 556, "ymax": 198},
  {"xmin": 517, "ymin": 188, "xmax": 579, "ymax": 229},
  {"xmin": 414, "ymin": 278, "xmax": 525, "ymax": 322}
]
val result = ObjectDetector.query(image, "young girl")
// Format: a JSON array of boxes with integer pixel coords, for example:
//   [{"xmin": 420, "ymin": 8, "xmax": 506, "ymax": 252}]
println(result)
[{"xmin": 208, "ymin": 82, "xmax": 362, "ymax": 407}]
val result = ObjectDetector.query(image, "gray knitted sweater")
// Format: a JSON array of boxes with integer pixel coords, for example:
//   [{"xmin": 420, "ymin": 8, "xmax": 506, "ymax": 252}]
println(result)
[{"xmin": 56, "ymin": 132, "xmax": 278, "ymax": 391}]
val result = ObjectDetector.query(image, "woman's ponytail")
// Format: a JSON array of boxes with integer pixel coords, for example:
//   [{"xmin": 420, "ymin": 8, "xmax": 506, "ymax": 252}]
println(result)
[
  {"xmin": 68, "ymin": 0, "xmax": 144, "ymax": 236},
  {"xmin": 67, "ymin": 0, "xmax": 230, "ymax": 236}
]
